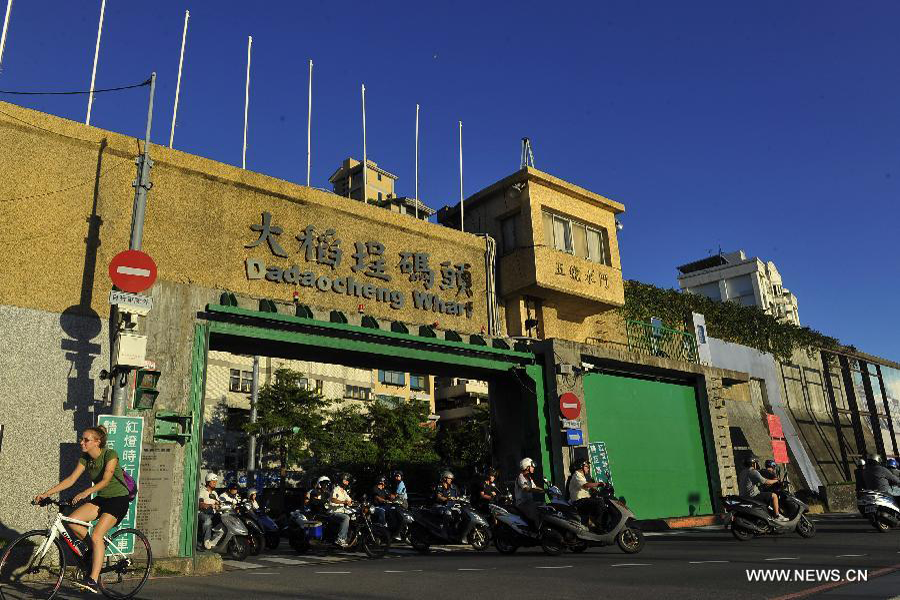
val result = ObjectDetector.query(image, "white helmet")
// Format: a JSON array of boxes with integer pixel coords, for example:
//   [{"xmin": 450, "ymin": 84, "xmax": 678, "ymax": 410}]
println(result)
[
  {"xmin": 247, "ymin": 488, "xmax": 258, "ymax": 496},
  {"xmin": 205, "ymin": 472, "xmax": 219, "ymax": 484},
  {"xmin": 316, "ymin": 476, "xmax": 331, "ymax": 486},
  {"xmin": 520, "ymin": 458, "xmax": 535, "ymax": 471}
]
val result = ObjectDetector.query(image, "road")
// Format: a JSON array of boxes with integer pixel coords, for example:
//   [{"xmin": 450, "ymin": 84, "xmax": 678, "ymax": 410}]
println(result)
[{"xmin": 62, "ymin": 515, "xmax": 900, "ymax": 599}]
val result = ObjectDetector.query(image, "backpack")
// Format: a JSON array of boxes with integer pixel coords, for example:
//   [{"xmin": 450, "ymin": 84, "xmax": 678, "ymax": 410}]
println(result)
[{"xmin": 102, "ymin": 449, "xmax": 138, "ymax": 502}]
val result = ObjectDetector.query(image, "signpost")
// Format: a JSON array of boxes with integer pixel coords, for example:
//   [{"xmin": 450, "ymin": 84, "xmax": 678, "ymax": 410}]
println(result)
[
  {"xmin": 559, "ymin": 392, "xmax": 582, "ymax": 420},
  {"xmin": 109, "ymin": 290, "xmax": 153, "ymax": 315},
  {"xmin": 588, "ymin": 441, "xmax": 613, "ymax": 486},
  {"xmin": 97, "ymin": 415, "xmax": 143, "ymax": 554},
  {"xmin": 109, "ymin": 250, "xmax": 157, "ymax": 293}
]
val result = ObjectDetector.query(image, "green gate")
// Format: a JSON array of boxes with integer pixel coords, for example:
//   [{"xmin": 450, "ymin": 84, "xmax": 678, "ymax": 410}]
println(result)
[{"xmin": 583, "ymin": 372, "xmax": 712, "ymax": 519}]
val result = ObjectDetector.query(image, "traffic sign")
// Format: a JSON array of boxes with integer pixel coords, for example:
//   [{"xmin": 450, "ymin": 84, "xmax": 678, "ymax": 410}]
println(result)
[
  {"xmin": 565, "ymin": 429, "xmax": 583, "ymax": 446},
  {"xmin": 109, "ymin": 290, "xmax": 153, "ymax": 315},
  {"xmin": 559, "ymin": 392, "xmax": 582, "ymax": 420},
  {"xmin": 561, "ymin": 418, "xmax": 580, "ymax": 430},
  {"xmin": 109, "ymin": 250, "xmax": 157, "ymax": 293}
]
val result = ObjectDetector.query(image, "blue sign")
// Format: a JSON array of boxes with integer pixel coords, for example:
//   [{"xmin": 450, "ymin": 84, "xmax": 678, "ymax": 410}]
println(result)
[{"xmin": 565, "ymin": 429, "xmax": 583, "ymax": 446}]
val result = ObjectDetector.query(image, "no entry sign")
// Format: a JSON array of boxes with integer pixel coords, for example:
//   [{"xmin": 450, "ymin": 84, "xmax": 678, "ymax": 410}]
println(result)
[
  {"xmin": 559, "ymin": 392, "xmax": 582, "ymax": 420},
  {"xmin": 109, "ymin": 250, "xmax": 157, "ymax": 293}
]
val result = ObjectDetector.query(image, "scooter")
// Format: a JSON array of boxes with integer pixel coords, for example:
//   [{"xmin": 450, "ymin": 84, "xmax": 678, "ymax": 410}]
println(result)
[
  {"xmin": 287, "ymin": 501, "xmax": 391, "ymax": 558},
  {"xmin": 535, "ymin": 482, "xmax": 644, "ymax": 555},
  {"xmin": 408, "ymin": 498, "xmax": 491, "ymax": 553},
  {"xmin": 488, "ymin": 492, "xmax": 544, "ymax": 554},
  {"xmin": 234, "ymin": 501, "xmax": 266, "ymax": 556},
  {"xmin": 197, "ymin": 506, "xmax": 251, "ymax": 560},
  {"xmin": 857, "ymin": 490, "xmax": 900, "ymax": 532},
  {"xmin": 379, "ymin": 499, "xmax": 415, "ymax": 542},
  {"xmin": 722, "ymin": 481, "xmax": 816, "ymax": 541}
]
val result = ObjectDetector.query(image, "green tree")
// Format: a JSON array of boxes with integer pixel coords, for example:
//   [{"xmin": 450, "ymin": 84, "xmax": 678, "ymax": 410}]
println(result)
[
  {"xmin": 245, "ymin": 369, "xmax": 331, "ymax": 466},
  {"xmin": 369, "ymin": 397, "xmax": 439, "ymax": 469},
  {"xmin": 436, "ymin": 403, "xmax": 491, "ymax": 477},
  {"xmin": 312, "ymin": 403, "xmax": 377, "ymax": 474}
]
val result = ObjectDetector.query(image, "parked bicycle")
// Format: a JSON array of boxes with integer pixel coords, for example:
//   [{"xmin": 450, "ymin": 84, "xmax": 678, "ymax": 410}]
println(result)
[{"xmin": 0, "ymin": 498, "xmax": 152, "ymax": 600}]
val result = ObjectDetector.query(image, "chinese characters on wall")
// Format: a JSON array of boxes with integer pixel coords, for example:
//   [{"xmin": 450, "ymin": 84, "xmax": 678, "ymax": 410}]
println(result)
[
  {"xmin": 555, "ymin": 261, "xmax": 609, "ymax": 289},
  {"xmin": 244, "ymin": 212, "xmax": 475, "ymax": 318}
]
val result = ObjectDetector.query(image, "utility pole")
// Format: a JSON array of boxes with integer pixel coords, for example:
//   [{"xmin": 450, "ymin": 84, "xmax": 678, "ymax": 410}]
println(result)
[
  {"xmin": 247, "ymin": 356, "xmax": 260, "ymax": 486},
  {"xmin": 110, "ymin": 72, "xmax": 156, "ymax": 416}
]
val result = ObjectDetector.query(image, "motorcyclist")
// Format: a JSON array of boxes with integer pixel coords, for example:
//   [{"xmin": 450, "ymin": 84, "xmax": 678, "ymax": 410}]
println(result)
[
  {"xmin": 198, "ymin": 473, "xmax": 221, "ymax": 550},
  {"xmin": 247, "ymin": 488, "xmax": 260, "ymax": 511},
  {"xmin": 371, "ymin": 476, "xmax": 391, "ymax": 527},
  {"xmin": 863, "ymin": 454, "xmax": 900, "ymax": 497},
  {"xmin": 515, "ymin": 458, "xmax": 545, "ymax": 528},
  {"xmin": 329, "ymin": 473, "xmax": 354, "ymax": 547},
  {"xmin": 738, "ymin": 456, "xmax": 787, "ymax": 521},
  {"xmin": 886, "ymin": 458, "xmax": 900, "ymax": 481},
  {"xmin": 854, "ymin": 458, "xmax": 867, "ymax": 492},
  {"xmin": 390, "ymin": 470, "xmax": 408, "ymax": 508},
  {"xmin": 761, "ymin": 459, "xmax": 779, "ymax": 480},
  {"xmin": 433, "ymin": 470, "xmax": 460, "ymax": 534},
  {"xmin": 219, "ymin": 482, "xmax": 241, "ymax": 510},
  {"xmin": 567, "ymin": 459, "xmax": 606, "ymax": 528},
  {"xmin": 308, "ymin": 475, "xmax": 350, "ymax": 548},
  {"xmin": 472, "ymin": 468, "xmax": 500, "ymax": 514}
]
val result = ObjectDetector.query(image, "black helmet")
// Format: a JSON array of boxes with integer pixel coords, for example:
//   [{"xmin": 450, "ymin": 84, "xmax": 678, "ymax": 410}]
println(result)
[
  {"xmin": 744, "ymin": 456, "xmax": 760, "ymax": 468},
  {"xmin": 376, "ymin": 476, "xmax": 387, "ymax": 485},
  {"xmin": 570, "ymin": 459, "xmax": 589, "ymax": 473},
  {"xmin": 391, "ymin": 470, "xmax": 403, "ymax": 479},
  {"xmin": 764, "ymin": 459, "xmax": 776, "ymax": 470},
  {"xmin": 340, "ymin": 472, "xmax": 352, "ymax": 482},
  {"xmin": 484, "ymin": 467, "xmax": 498, "ymax": 478}
]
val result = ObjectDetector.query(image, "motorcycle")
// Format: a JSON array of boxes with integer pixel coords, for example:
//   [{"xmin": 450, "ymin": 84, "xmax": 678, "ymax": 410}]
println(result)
[
  {"xmin": 722, "ymin": 480, "xmax": 816, "ymax": 541},
  {"xmin": 857, "ymin": 490, "xmax": 900, "ymax": 532},
  {"xmin": 197, "ymin": 506, "xmax": 251, "ymax": 560},
  {"xmin": 234, "ymin": 501, "xmax": 267, "ymax": 556},
  {"xmin": 531, "ymin": 481, "xmax": 644, "ymax": 556},
  {"xmin": 488, "ymin": 492, "xmax": 543, "ymax": 554},
  {"xmin": 408, "ymin": 497, "xmax": 491, "ymax": 553},
  {"xmin": 287, "ymin": 500, "xmax": 391, "ymax": 558},
  {"xmin": 378, "ymin": 499, "xmax": 415, "ymax": 542}
]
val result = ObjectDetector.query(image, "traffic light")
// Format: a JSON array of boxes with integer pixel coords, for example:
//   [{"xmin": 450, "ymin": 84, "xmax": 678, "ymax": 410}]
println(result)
[{"xmin": 134, "ymin": 368, "xmax": 160, "ymax": 410}]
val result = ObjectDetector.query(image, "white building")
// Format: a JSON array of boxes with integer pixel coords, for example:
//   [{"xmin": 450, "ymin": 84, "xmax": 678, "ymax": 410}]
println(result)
[{"xmin": 677, "ymin": 250, "xmax": 800, "ymax": 325}]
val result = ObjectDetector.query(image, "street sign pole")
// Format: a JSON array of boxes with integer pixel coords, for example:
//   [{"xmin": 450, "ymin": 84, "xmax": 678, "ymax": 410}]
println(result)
[{"xmin": 112, "ymin": 72, "xmax": 157, "ymax": 416}]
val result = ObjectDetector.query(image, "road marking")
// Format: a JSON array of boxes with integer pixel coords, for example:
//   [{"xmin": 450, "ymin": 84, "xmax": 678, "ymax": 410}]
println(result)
[
  {"xmin": 458, "ymin": 568, "xmax": 485, "ymax": 571},
  {"xmin": 836, "ymin": 554, "xmax": 866, "ymax": 557},
  {"xmin": 689, "ymin": 560, "xmax": 729, "ymax": 564},
  {"xmin": 765, "ymin": 557, "xmax": 799, "ymax": 561},
  {"xmin": 222, "ymin": 560, "xmax": 266, "ymax": 569},
  {"xmin": 259, "ymin": 557, "xmax": 311, "ymax": 565},
  {"xmin": 314, "ymin": 556, "xmax": 350, "ymax": 562},
  {"xmin": 645, "ymin": 531, "xmax": 686, "ymax": 537},
  {"xmin": 246, "ymin": 572, "xmax": 278, "ymax": 575},
  {"xmin": 536, "ymin": 565, "xmax": 573, "ymax": 569},
  {"xmin": 610, "ymin": 563, "xmax": 651, "ymax": 567},
  {"xmin": 314, "ymin": 569, "xmax": 352, "ymax": 574},
  {"xmin": 384, "ymin": 569, "xmax": 423, "ymax": 573}
]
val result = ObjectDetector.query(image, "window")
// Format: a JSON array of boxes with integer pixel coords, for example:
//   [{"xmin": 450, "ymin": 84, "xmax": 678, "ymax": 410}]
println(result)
[
  {"xmin": 378, "ymin": 370, "xmax": 406, "ymax": 386},
  {"xmin": 542, "ymin": 210, "xmax": 611, "ymax": 266},
  {"xmin": 345, "ymin": 385, "xmax": 371, "ymax": 400},
  {"xmin": 377, "ymin": 173, "xmax": 382, "ymax": 181},
  {"xmin": 410, "ymin": 374, "xmax": 428, "ymax": 392},
  {"xmin": 229, "ymin": 369, "xmax": 253, "ymax": 393},
  {"xmin": 378, "ymin": 191, "xmax": 383, "ymax": 201},
  {"xmin": 500, "ymin": 215, "xmax": 517, "ymax": 255},
  {"xmin": 225, "ymin": 407, "xmax": 250, "ymax": 431}
]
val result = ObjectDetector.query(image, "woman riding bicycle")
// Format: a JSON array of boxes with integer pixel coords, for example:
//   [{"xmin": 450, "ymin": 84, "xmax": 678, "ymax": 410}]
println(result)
[{"xmin": 33, "ymin": 426, "xmax": 131, "ymax": 593}]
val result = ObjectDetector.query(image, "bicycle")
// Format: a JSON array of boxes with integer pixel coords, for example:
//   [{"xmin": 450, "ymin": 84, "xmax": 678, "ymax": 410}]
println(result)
[{"xmin": 0, "ymin": 498, "xmax": 152, "ymax": 600}]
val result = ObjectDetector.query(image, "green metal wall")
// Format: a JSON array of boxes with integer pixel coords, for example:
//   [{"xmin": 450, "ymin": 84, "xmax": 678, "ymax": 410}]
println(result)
[{"xmin": 584, "ymin": 372, "xmax": 713, "ymax": 519}]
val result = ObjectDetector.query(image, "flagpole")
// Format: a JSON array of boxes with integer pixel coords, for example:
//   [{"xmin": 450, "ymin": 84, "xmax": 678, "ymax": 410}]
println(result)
[
  {"xmin": 86, "ymin": 0, "xmax": 107, "ymax": 125},
  {"xmin": 414, "ymin": 103, "xmax": 419, "ymax": 220},
  {"xmin": 242, "ymin": 35, "xmax": 252, "ymax": 169},
  {"xmin": 0, "ymin": 0, "xmax": 13, "ymax": 71},
  {"xmin": 458, "ymin": 120, "xmax": 464, "ymax": 232},
  {"xmin": 306, "ymin": 59, "xmax": 313, "ymax": 187},
  {"xmin": 169, "ymin": 9, "xmax": 190, "ymax": 148},
  {"xmin": 361, "ymin": 83, "xmax": 367, "ymax": 204}
]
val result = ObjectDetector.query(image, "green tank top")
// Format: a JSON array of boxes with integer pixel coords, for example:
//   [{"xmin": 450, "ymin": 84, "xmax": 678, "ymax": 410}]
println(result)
[{"xmin": 78, "ymin": 448, "xmax": 130, "ymax": 499}]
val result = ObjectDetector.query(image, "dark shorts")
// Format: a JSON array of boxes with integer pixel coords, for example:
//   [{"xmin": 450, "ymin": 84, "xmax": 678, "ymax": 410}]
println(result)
[{"xmin": 86, "ymin": 495, "xmax": 130, "ymax": 525}]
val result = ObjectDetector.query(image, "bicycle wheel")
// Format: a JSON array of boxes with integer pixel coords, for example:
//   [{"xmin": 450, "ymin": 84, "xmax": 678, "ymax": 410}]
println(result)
[
  {"xmin": 97, "ymin": 529, "xmax": 152, "ymax": 600},
  {"xmin": 0, "ymin": 530, "xmax": 66, "ymax": 600}
]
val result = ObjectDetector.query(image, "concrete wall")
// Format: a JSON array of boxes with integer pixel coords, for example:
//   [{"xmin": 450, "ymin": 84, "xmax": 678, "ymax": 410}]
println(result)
[
  {"xmin": 0, "ymin": 305, "xmax": 109, "ymax": 539},
  {"xmin": 707, "ymin": 338, "xmax": 823, "ymax": 491}
]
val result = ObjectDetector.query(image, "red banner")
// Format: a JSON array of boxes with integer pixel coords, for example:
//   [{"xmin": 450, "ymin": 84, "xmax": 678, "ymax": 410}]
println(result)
[
  {"xmin": 771, "ymin": 439, "xmax": 789, "ymax": 464},
  {"xmin": 767, "ymin": 414, "xmax": 783, "ymax": 439}
]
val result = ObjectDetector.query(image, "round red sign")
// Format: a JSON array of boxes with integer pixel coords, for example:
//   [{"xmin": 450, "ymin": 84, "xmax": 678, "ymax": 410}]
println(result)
[
  {"xmin": 109, "ymin": 250, "xmax": 157, "ymax": 293},
  {"xmin": 559, "ymin": 392, "xmax": 582, "ymax": 420}
]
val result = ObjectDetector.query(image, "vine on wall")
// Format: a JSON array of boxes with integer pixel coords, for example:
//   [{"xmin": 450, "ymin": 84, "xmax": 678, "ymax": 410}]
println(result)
[{"xmin": 621, "ymin": 280, "xmax": 840, "ymax": 362}]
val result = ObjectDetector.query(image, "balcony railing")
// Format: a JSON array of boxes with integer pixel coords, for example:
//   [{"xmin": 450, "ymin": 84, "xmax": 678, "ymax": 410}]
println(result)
[{"xmin": 625, "ymin": 319, "xmax": 699, "ymax": 364}]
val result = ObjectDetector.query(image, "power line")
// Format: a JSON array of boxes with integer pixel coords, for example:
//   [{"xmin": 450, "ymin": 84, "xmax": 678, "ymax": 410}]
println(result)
[{"xmin": 0, "ymin": 77, "xmax": 150, "ymax": 96}]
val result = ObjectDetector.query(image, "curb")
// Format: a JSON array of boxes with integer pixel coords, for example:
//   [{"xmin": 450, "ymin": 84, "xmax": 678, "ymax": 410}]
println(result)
[
  {"xmin": 636, "ymin": 514, "xmax": 723, "ymax": 532},
  {"xmin": 152, "ymin": 553, "xmax": 223, "ymax": 577}
]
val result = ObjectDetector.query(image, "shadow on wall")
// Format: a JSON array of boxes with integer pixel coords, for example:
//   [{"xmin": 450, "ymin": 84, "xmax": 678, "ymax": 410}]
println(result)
[
  {"xmin": 0, "ymin": 520, "xmax": 20, "ymax": 543},
  {"xmin": 58, "ymin": 139, "xmax": 107, "ymax": 482},
  {"xmin": 687, "ymin": 492, "xmax": 701, "ymax": 516}
]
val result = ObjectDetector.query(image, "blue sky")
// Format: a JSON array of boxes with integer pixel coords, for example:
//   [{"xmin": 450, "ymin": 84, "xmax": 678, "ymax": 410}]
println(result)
[{"xmin": 1, "ymin": 1, "xmax": 897, "ymax": 359}]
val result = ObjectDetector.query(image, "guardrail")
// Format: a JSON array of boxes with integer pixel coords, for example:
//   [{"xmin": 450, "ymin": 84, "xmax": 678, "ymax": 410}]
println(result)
[{"xmin": 625, "ymin": 319, "xmax": 699, "ymax": 364}]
